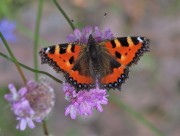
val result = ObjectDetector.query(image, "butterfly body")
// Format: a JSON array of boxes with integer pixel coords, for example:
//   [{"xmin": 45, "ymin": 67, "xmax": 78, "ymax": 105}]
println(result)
[{"xmin": 39, "ymin": 35, "xmax": 150, "ymax": 91}]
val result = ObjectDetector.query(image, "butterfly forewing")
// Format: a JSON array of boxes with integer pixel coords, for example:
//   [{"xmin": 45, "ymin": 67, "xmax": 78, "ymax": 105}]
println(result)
[
  {"xmin": 104, "ymin": 36, "xmax": 150, "ymax": 66},
  {"xmin": 39, "ymin": 43, "xmax": 81, "ymax": 72}
]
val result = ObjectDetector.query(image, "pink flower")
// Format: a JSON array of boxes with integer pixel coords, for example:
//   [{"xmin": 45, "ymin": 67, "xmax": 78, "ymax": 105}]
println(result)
[
  {"xmin": 63, "ymin": 83, "xmax": 108, "ymax": 119},
  {"xmin": 4, "ymin": 79, "xmax": 55, "ymax": 131},
  {"xmin": 67, "ymin": 26, "xmax": 113, "ymax": 44}
]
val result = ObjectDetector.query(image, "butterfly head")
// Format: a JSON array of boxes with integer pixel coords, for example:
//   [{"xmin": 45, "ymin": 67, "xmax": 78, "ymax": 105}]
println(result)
[
  {"xmin": 88, "ymin": 34, "xmax": 96, "ymax": 45},
  {"xmin": 87, "ymin": 34, "xmax": 98, "ymax": 60}
]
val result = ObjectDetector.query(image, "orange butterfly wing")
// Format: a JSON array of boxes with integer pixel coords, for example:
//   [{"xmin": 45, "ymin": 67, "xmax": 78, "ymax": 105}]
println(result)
[
  {"xmin": 39, "ymin": 43, "xmax": 94, "ymax": 90},
  {"xmin": 39, "ymin": 36, "xmax": 150, "ymax": 91},
  {"xmin": 104, "ymin": 36, "xmax": 150, "ymax": 66},
  {"xmin": 100, "ymin": 36, "xmax": 150, "ymax": 90}
]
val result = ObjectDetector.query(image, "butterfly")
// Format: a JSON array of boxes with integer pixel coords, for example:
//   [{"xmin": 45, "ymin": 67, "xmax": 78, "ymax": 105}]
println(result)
[{"xmin": 39, "ymin": 34, "xmax": 150, "ymax": 91}]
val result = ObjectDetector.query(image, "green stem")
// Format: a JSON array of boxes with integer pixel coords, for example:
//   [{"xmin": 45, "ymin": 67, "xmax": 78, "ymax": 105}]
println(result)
[
  {"xmin": 52, "ymin": 0, "xmax": 75, "ymax": 30},
  {"xmin": 0, "ymin": 32, "xmax": 27, "ymax": 85},
  {"xmin": 109, "ymin": 94, "xmax": 165, "ymax": 136},
  {"xmin": 34, "ymin": 0, "xmax": 44, "ymax": 81},
  {"xmin": 33, "ymin": 1, "xmax": 50, "ymax": 134},
  {"xmin": 42, "ymin": 120, "xmax": 49, "ymax": 136},
  {"xmin": 0, "ymin": 1, "xmax": 12, "ymax": 18},
  {"xmin": 0, "ymin": 52, "xmax": 62, "ymax": 84}
]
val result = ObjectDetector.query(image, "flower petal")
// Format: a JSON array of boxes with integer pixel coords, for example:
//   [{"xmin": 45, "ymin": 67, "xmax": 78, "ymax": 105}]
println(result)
[
  {"xmin": 65, "ymin": 103, "xmax": 78, "ymax": 119},
  {"xmin": 70, "ymin": 105, "xmax": 78, "ymax": 119},
  {"xmin": 96, "ymin": 104, "xmax": 103, "ymax": 112},
  {"xmin": 27, "ymin": 118, "xmax": 35, "ymax": 129},
  {"xmin": 18, "ymin": 118, "xmax": 27, "ymax": 131},
  {"xmin": 82, "ymin": 26, "xmax": 93, "ymax": 43},
  {"xmin": 74, "ymin": 29, "xmax": 82, "ymax": 39},
  {"xmin": 8, "ymin": 83, "xmax": 17, "ymax": 95},
  {"xmin": 65, "ymin": 105, "xmax": 70, "ymax": 116},
  {"xmin": 4, "ymin": 94, "xmax": 12, "ymax": 102},
  {"xmin": 79, "ymin": 101, "xmax": 92, "ymax": 115},
  {"xmin": 18, "ymin": 87, "xmax": 28, "ymax": 97},
  {"xmin": 66, "ymin": 34, "xmax": 77, "ymax": 43},
  {"xmin": 4, "ymin": 84, "xmax": 18, "ymax": 102},
  {"xmin": 12, "ymin": 99, "xmax": 35, "ymax": 116},
  {"xmin": 102, "ymin": 28, "xmax": 113, "ymax": 40},
  {"xmin": 93, "ymin": 26, "xmax": 102, "ymax": 42}
]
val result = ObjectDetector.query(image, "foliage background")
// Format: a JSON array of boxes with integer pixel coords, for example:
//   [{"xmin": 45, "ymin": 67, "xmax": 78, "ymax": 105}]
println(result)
[{"xmin": 0, "ymin": 0, "xmax": 180, "ymax": 136}]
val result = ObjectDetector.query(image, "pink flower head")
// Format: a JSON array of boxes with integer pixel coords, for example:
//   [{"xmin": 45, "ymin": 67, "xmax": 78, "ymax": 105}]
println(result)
[
  {"xmin": 67, "ymin": 26, "xmax": 113, "ymax": 44},
  {"xmin": 63, "ymin": 83, "xmax": 109, "ymax": 119},
  {"xmin": 4, "ymin": 79, "xmax": 55, "ymax": 131}
]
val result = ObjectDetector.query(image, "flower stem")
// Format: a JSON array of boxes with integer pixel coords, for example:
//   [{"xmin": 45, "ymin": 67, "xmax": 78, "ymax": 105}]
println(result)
[
  {"xmin": 34, "ymin": 0, "xmax": 44, "ymax": 81},
  {"xmin": 0, "ymin": 1, "xmax": 12, "ymax": 18},
  {"xmin": 109, "ymin": 94, "xmax": 165, "ymax": 136},
  {"xmin": 0, "ymin": 32, "xmax": 27, "ymax": 85},
  {"xmin": 42, "ymin": 120, "xmax": 49, "ymax": 136},
  {"xmin": 0, "ymin": 52, "xmax": 62, "ymax": 84},
  {"xmin": 52, "ymin": 0, "xmax": 75, "ymax": 30}
]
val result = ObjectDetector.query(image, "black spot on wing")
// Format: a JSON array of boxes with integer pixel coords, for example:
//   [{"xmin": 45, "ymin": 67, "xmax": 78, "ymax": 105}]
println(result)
[
  {"xmin": 110, "ymin": 59, "xmax": 121, "ymax": 68},
  {"xmin": 72, "ymin": 63, "xmax": 79, "ymax": 71},
  {"xmin": 59, "ymin": 48, "xmax": 66, "ymax": 54},
  {"xmin": 71, "ymin": 45, "xmax": 75, "ymax": 52},
  {"xmin": 69, "ymin": 56, "xmax": 74, "ymax": 64},
  {"xmin": 59, "ymin": 44, "xmax": 67, "ymax": 54},
  {"xmin": 131, "ymin": 37, "xmax": 139, "ymax": 45},
  {"xmin": 115, "ymin": 51, "xmax": 121, "ymax": 59},
  {"xmin": 118, "ymin": 37, "xmax": 129, "ymax": 47},
  {"xmin": 111, "ymin": 40, "xmax": 116, "ymax": 48},
  {"xmin": 48, "ymin": 46, "xmax": 55, "ymax": 54}
]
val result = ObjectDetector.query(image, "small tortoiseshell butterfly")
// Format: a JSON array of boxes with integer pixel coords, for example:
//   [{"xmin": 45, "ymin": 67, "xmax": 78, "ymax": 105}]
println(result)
[{"xmin": 39, "ymin": 35, "xmax": 150, "ymax": 91}]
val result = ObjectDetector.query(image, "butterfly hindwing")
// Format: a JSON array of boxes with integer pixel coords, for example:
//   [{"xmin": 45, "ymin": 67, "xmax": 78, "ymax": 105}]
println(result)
[
  {"xmin": 97, "ymin": 48, "xmax": 129, "ymax": 90},
  {"xmin": 99, "ymin": 58, "xmax": 129, "ymax": 90},
  {"xmin": 66, "ymin": 50, "xmax": 95, "ymax": 90}
]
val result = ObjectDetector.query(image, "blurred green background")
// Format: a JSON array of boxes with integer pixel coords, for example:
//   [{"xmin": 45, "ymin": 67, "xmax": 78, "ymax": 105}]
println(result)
[{"xmin": 0, "ymin": 0, "xmax": 180, "ymax": 136}]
